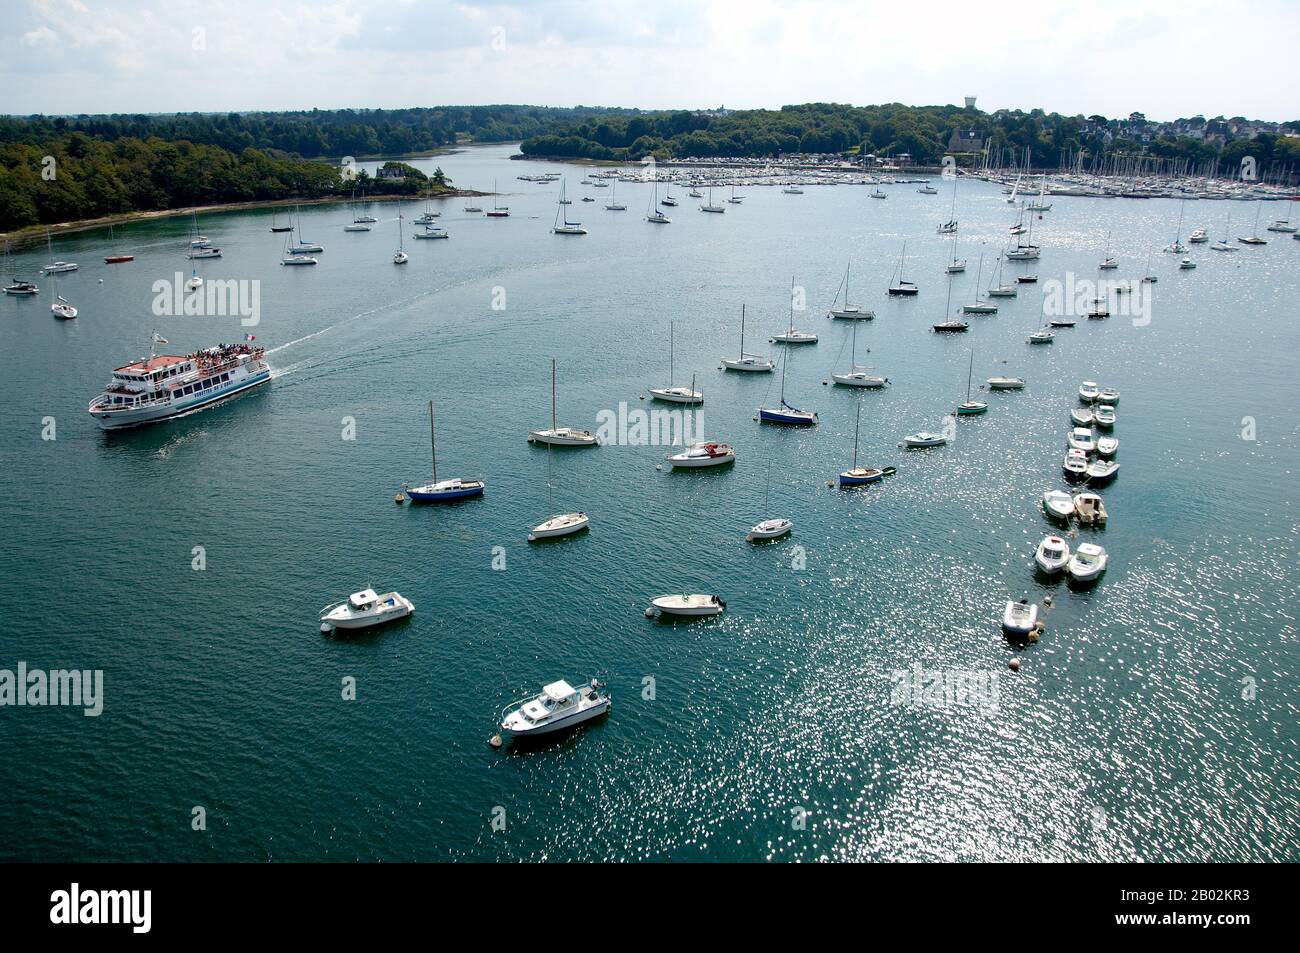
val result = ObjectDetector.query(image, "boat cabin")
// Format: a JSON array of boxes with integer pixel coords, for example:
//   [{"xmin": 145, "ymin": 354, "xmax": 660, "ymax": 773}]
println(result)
[
  {"xmin": 519, "ymin": 681, "xmax": 578, "ymax": 723},
  {"xmin": 348, "ymin": 589, "xmax": 379, "ymax": 610}
]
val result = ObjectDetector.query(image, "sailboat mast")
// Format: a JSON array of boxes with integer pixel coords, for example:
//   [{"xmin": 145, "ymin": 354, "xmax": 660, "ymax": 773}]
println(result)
[
  {"xmin": 551, "ymin": 358, "xmax": 557, "ymax": 433},
  {"xmin": 429, "ymin": 400, "xmax": 437, "ymax": 484},
  {"xmin": 966, "ymin": 351, "xmax": 974, "ymax": 401},
  {"xmin": 668, "ymin": 321, "xmax": 674, "ymax": 388},
  {"xmin": 788, "ymin": 276, "xmax": 795, "ymax": 334},
  {"xmin": 852, "ymin": 400, "xmax": 861, "ymax": 469},
  {"xmin": 739, "ymin": 304, "xmax": 746, "ymax": 358}
]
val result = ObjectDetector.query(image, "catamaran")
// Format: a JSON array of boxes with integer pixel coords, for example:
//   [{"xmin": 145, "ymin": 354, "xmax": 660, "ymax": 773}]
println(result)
[
  {"xmin": 402, "ymin": 401, "xmax": 485, "ymax": 502},
  {"xmin": 87, "ymin": 335, "xmax": 270, "ymax": 430}
]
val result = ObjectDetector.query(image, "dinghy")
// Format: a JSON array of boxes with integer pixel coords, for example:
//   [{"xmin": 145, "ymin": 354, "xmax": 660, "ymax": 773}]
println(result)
[
  {"xmin": 1086, "ymin": 460, "xmax": 1120, "ymax": 483},
  {"xmin": 1094, "ymin": 405, "xmax": 1116, "ymax": 429},
  {"xmin": 528, "ymin": 512, "xmax": 590, "ymax": 541},
  {"xmin": 1042, "ymin": 490, "xmax": 1075, "ymax": 521},
  {"xmin": 747, "ymin": 518, "xmax": 793, "ymax": 542},
  {"xmin": 1096, "ymin": 436, "xmax": 1118, "ymax": 457},
  {"xmin": 1078, "ymin": 381, "xmax": 1100, "ymax": 403},
  {"xmin": 1002, "ymin": 599, "xmax": 1039, "ymax": 636},
  {"xmin": 987, "ymin": 376, "xmax": 1025, "ymax": 391}
]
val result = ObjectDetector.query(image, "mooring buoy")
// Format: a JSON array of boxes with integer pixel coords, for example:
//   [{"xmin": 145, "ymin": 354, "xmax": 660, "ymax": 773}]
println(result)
[
  {"xmin": 488, "ymin": 734, "xmax": 502, "ymax": 749},
  {"xmin": 1009, "ymin": 658, "xmax": 1021, "ymax": 671},
  {"xmin": 644, "ymin": 607, "xmax": 655, "ymax": 619}
]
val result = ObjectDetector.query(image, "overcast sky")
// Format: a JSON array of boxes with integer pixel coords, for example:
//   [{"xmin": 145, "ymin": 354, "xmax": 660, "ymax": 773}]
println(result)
[{"xmin": 5, "ymin": 0, "xmax": 1298, "ymax": 121}]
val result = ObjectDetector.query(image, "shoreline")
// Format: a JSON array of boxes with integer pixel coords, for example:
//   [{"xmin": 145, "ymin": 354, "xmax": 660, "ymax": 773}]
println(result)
[{"xmin": 0, "ymin": 189, "xmax": 487, "ymax": 248}]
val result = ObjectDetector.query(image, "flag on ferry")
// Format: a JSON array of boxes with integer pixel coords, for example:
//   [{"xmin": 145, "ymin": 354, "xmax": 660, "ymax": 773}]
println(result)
[{"xmin": 244, "ymin": 334, "xmax": 256, "ymax": 342}]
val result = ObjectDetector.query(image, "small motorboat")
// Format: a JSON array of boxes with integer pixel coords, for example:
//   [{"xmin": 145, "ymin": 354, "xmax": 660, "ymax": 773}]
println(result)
[
  {"xmin": 1179, "ymin": 258, "xmax": 1197, "ymax": 269},
  {"xmin": 1096, "ymin": 436, "xmax": 1118, "ymax": 457},
  {"xmin": 186, "ymin": 248, "xmax": 221, "ymax": 259},
  {"xmin": 1078, "ymin": 381, "xmax": 1100, "ymax": 403},
  {"xmin": 1002, "ymin": 599, "xmax": 1039, "ymax": 636},
  {"xmin": 1188, "ymin": 227, "xmax": 1208, "ymax": 243},
  {"xmin": 917, "ymin": 185, "xmax": 938, "ymax": 195},
  {"xmin": 1086, "ymin": 460, "xmax": 1120, "ymax": 483},
  {"xmin": 666, "ymin": 442, "xmax": 735, "ymax": 468},
  {"xmin": 1042, "ymin": 490, "xmax": 1075, "ymax": 521},
  {"xmin": 40, "ymin": 260, "xmax": 79, "ymax": 274},
  {"xmin": 344, "ymin": 223, "xmax": 372, "ymax": 232},
  {"xmin": 1063, "ymin": 449, "xmax": 1089, "ymax": 479},
  {"xmin": 1098, "ymin": 388, "xmax": 1120, "ymax": 404},
  {"xmin": 1067, "ymin": 543, "xmax": 1108, "ymax": 581},
  {"xmin": 1094, "ymin": 405, "xmax": 1116, "ymax": 429},
  {"xmin": 529, "ymin": 512, "xmax": 590, "ymax": 541},
  {"xmin": 650, "ymin": 594, "xmax": 726, "ymax": 617},
  {"xmin": 987, "ymin": 376, "xmax": 1025, "ymax": 391},
  {"xmin": 839, "ymin": 465, "xmax": 894, "ymax": 487},
  {"xmin": 747, "ymin": 518, "xmax": 793, "ymax": 541},
  {"xmin": 902, "ymin": 431, "xmax": 948, "ymax": 449},
  {"xmin": 1067, "ymin": 428, "xmax": 1096, "ymax": 452},
  {"xmin": 499, "ymin": 679, "xmax": 610, "ymax": 741},
  {"xmin": 1035, "ymin": 536, "xmax": 1071, "ymax": 575},
  {"xmin": 320, "ymin": 588, "xmax": 414, "ymax": 633},
  {"xmin": 1086, "ymin": 302, "xmax": 1110, "ymax": 319},
  {"xmin": 1073, "ymin": 493, "xmax": 1108, "ymax": 526},
  {"xmin": 1071, "ymin": 407, "xmax": 1095, "ymax": 426}
]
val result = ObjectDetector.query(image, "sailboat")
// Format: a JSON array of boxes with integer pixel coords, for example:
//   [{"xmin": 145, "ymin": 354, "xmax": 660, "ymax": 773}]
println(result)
[
  {"xmin": 3, "ymin": 242, "xmax": 39, "ymax": 295},
  {"xmin": 552, "ymin": 179, "xmax": 587, "ymax": 235},
  {"xmin": 771, "ymin": 277, "xmax": 817, "ymax": 343},
  {"xmin": 486, "ymin": 180, "xmax": 509, "ymax": 217},
  {"xmin": 747, "ymin": 460, "xmax": 792, "ymax": 541},
  {"xmin": 699, "ymin": 188, "xmax": 725, "ymax": 213},
  {"xmin": 186, "ymin": 267, "xmax": 203, "ymax": 290},
  {"xmin": 393, "ymin": 202, "xmax": 408, "ymax": 264},
  {"xmin": 960, "ymin": 254, "xmax": 997, "ymax": 314},
  {"xmin": 955, "ymin": 350, "xmax": 987, "ymax": 415},
  {"xmin": 758, "ymin": 349, "xmax": 817, "ymax": 425},
  {"xmin": 649, "ymin": 322, "xmax": 702, "ymax": 403},
  {"xmin": 1238, "ymin": 202, "xmax": 1267, "ymax": 244},
  {"xmin": 727, "ymin": 185, "xmax": 744, "ymax": 204},
  {"xmin": 721, "ymin": 305, "xmax": 773, "ymax": 371},
  {"xmin": 527, "ymin": 358, "xmax": 598, "ymax": 446},
  {"xmin": 604, "ymin": 180, "xmax": 627, "ymax": 211},
  {"xmin": 45, "ymin": 230, "xmax": 77, "ymax": 319},
  {"xmin": 1164, "ymin": 201, "xmax": 1189, "ymax": 252},
  {"xmin": 937, "ymin": 174, "xmax": 959, "ymax": 232},
  {"xmin": 1098, "ymin": 231, "xmax": 1118, "ymax": 269},
  {"xmin": 946, "ymin": 231, "xmax": 966, "ymax": 273},
  {"xmin": 828, "ymin": 263, "xmax": 874, "ymax": 319},
  {"xmin": 344, "ymin": 190, "xmax": 372, "ymax": 232},
  {"xmin": 645, "ymin": 184, "xmax": 671, "ymax": 224},
  {"xmin": 403, "ymin": 401, "xmax": 485, "ymax": 502},
  {"xmin": 986, "ymin": 255, "xmax": 1017, "ymax": 296},
  {"xmin": 660, "ymin": 184, "xmax": 679, "ymax": 207},
  {"xmin": 932, "ymin": 261, "xmax": 969, "ymax": 333},
  {"xmin": 1027, "ymin": 175, "xmax": 1052, "ymax": 212},
  {"xmin": 528, "ymin": 419, "xmax": 590, "ymax": 541},
  {"xmin": 887, "ymin": 242, "xmax": 918, "ymax": 296},
  {"xmin": 270, "ymin": 209, "xmax": 293, "ymax": 233},
  {"xmin": 353, "ymin": 191, "xmax": 379, "ymax": 223},
  {"xmin": 831, "ymin": 319, "xmax": 887, "ymax": 387},
  {"xmin": 103, "ymin": 225, "xmax": 134, "ymax": 263},
  {"xmin": 288, "ymin": 207, "xmax": 323, "ymax": 254},
  {"xmin": 838, "ymin": 400, "xmax": 895, "ymax": 486}
]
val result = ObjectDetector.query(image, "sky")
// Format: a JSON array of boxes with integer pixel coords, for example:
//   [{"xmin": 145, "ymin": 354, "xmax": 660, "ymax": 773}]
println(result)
[{"xmin": 4, "ymin": 0, "xmax": 1298, "ymax": 122}]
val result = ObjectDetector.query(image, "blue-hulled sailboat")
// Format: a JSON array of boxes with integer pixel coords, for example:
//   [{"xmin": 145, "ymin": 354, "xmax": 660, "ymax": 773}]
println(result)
[{"xmin": 404, "ymin": 401, "xmax": 485, "ymax": 502}]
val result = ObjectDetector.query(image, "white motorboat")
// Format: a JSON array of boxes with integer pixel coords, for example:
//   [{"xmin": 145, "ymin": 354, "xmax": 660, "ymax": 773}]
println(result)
[
  {"xmin": 281, "ymin": 255, "xmax": 318, "ymax": 266},
  {"xmin": 1096, "ymin": 436, "xmax": 1118, "ymax": 457},
  {"xmin": 1073, "ymin": 493, "xmax": 1108, "ymax": 526},
  {"xmin": 650, "ymin": 593, "xmax": 726, "ymax": 617},
  {"xmin": 1063, "ymin": 449, "xmax": 1089, "ymax": 479},
  {"xmin": 1078, "ymin": 381, "xmax": 1100, "ymax": 403},
  {"xmin": 528, "ymin": 512, "xmax": 589, "ymax": 541},
  {"xmin": 1071, "ymin": 407, "xmax": 1095, "ymax": 426},
  {"xmin": 666, "ymin": 442, "xmax": 735, "ymax": 468},
  {"xmin": 902, "ymin": 431, "xmax": 948, "ymax": 449},
  {"xmin": 747, "ymin": 518, "xmax": 793, "ymax": 541},
  {"xmin": 1035, "ymin": 536, "xmax": 1071, "ymax": 574},
  {"xmin": 1179, "ymin": 258, "xmax": 1197, "ymax": 269},
  {"xmin": 499, "ymin": 679, "xmax": 610, "ymax": 741},
  {"xmin": 1068, "ymin": 428, "xmax": 1096, "ymax": 452},
  {"xmin": 1099, "ymin": 256, "xmax": 1118, "ymax": 270},
  {"xmin": 185, "ymin": 269, "xmax": 203, "ymax": 290},
  {"xmin": 319, "ymin": 588, "xmax": 414, "ymax": 633},
  {"xmin": 392, "ymin": 250, "xmax": 408, "ymax": 264},
  {"xmin": 1188, "ymin": 227, "xmax": 1208, "ymax": 243},
  {"xmin": 986, "ymin": 376, "xmax": 1025, "ymax": 391},
  {"xmin": 1094, "ymin": 405, "xmax": 1116, "ymax": 429},
  {"xmin": 40, "ymin": 260, "xmax": 79, "ymax": 274},
  {"xmin": 1067, "ymin": 543, "xmax": 1108, "ymax": 581},
  {"xmin": 528, "ymin": 358, "xmax": 598, "ymax": 446},
  {"xmin": 186, "ymin": 248, "xmax": 221, "ymax": 260},
  {"xmin": 1086, "ymin": 459, "xmax": 1120, "ymax": 483},
  {"xmin": 721, "ymin": 304, "xmax": 773, "ymax": 372},
  {"xmin": 1097, "ymin": 387, "xmax": 1120, "ymax": 404},
  {"xmin": 344, "ymin": 223, "xmax": 371, "ymax": 232},
  {"xmin": 1002, "ymin": 599, "xmax": 1039, "ymax": 635},
  {"xmin": 1042, "ymin": 490, "xmax": 1075, "ymax": 521}
]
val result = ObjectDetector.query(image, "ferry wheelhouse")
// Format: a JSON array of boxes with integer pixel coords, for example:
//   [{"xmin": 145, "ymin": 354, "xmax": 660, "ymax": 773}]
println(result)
[{"xmin": 87, "ymin": 338, "xmax": 270, "ymax": 430}]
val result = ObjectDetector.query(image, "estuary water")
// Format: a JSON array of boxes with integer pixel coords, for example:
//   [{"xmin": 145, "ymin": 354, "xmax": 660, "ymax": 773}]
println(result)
[{"xmin": 0, "ymin": 143, "xmax": 1296, "ymax": 861}]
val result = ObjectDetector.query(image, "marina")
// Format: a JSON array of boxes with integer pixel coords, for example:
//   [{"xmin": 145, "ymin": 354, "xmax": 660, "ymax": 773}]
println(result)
[{"xmin": 3, "ymin": 140, "xmax": 1297, "ymax": 864}]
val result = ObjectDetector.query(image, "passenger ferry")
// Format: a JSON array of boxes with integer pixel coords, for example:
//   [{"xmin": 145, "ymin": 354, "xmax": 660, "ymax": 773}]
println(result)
[{"xmin": 87, "ymin": 335, "xmax": 270, "ymax": 430}]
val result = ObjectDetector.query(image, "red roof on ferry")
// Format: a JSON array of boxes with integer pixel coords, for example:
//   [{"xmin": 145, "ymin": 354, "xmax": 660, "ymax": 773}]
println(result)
[{"xmin": 115, "ymin": 355, "xmax": 189, "ymax": 373}]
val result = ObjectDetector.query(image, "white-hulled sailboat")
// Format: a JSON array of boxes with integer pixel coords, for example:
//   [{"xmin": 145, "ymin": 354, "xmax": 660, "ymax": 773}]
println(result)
[
  {"xmin": 721, "ymin": 305, "xmax": 774, "ymax": 372},
  {"xmin": 831, "ymin": 319, "xmax": 886, "ymax": 387},
  {"xmin": 828, "ymin": 262, "xmax": 874, "ymax": 320},
  {"xmin": 649, "ymin": 321, "xmax": 703, "ymax": 403},
  {"xmin": 528, "ymin": 358, "xmax": 598, "ymax": 446},
  {"xmin": 552, "ymin": 179, "xmax": 587, "ymax": 235},
  {"xmin": 771, "ymin": 276, "xmax": 817, "ymax": 343}
]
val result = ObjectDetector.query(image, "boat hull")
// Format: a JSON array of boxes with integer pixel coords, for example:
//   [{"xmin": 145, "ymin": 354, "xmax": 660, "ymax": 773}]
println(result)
[
  {"xmin": 758, "ymin": 408, "xmax": 817, "ymax": 425},
  {"xmin": 502, "ymin": 700, "xmax": 610, "ymax": 739},
  {"xmin": 90, "ymin": 369, "xmax": 271, "ymax": 430}
]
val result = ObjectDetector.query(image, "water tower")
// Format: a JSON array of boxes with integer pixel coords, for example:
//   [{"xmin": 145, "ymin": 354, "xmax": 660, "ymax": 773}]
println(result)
[{"xmin": 964, "ymin": 96, "xmax": 977, "ymax": 109}]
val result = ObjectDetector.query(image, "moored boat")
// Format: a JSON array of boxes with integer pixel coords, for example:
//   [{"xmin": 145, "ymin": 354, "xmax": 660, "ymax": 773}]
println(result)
[
  {"xmin": 320, "ymin": 588, "xmax": 414, "ymax": 633},
  {"xmin": 499, "ymin": 679, "xmax": 610, "ymax": 741}
]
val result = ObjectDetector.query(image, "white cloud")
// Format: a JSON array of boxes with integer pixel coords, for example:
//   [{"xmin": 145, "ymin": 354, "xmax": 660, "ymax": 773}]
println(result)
[{"xmin": 20, "ymin": 26, "xmax": 59, "ymax": 48}]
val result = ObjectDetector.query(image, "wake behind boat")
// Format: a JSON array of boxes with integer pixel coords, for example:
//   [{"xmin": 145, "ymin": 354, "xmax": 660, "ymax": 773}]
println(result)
[{"xmin": 87, "ymin": 335, "xmax": 270, "ymax": 430}]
